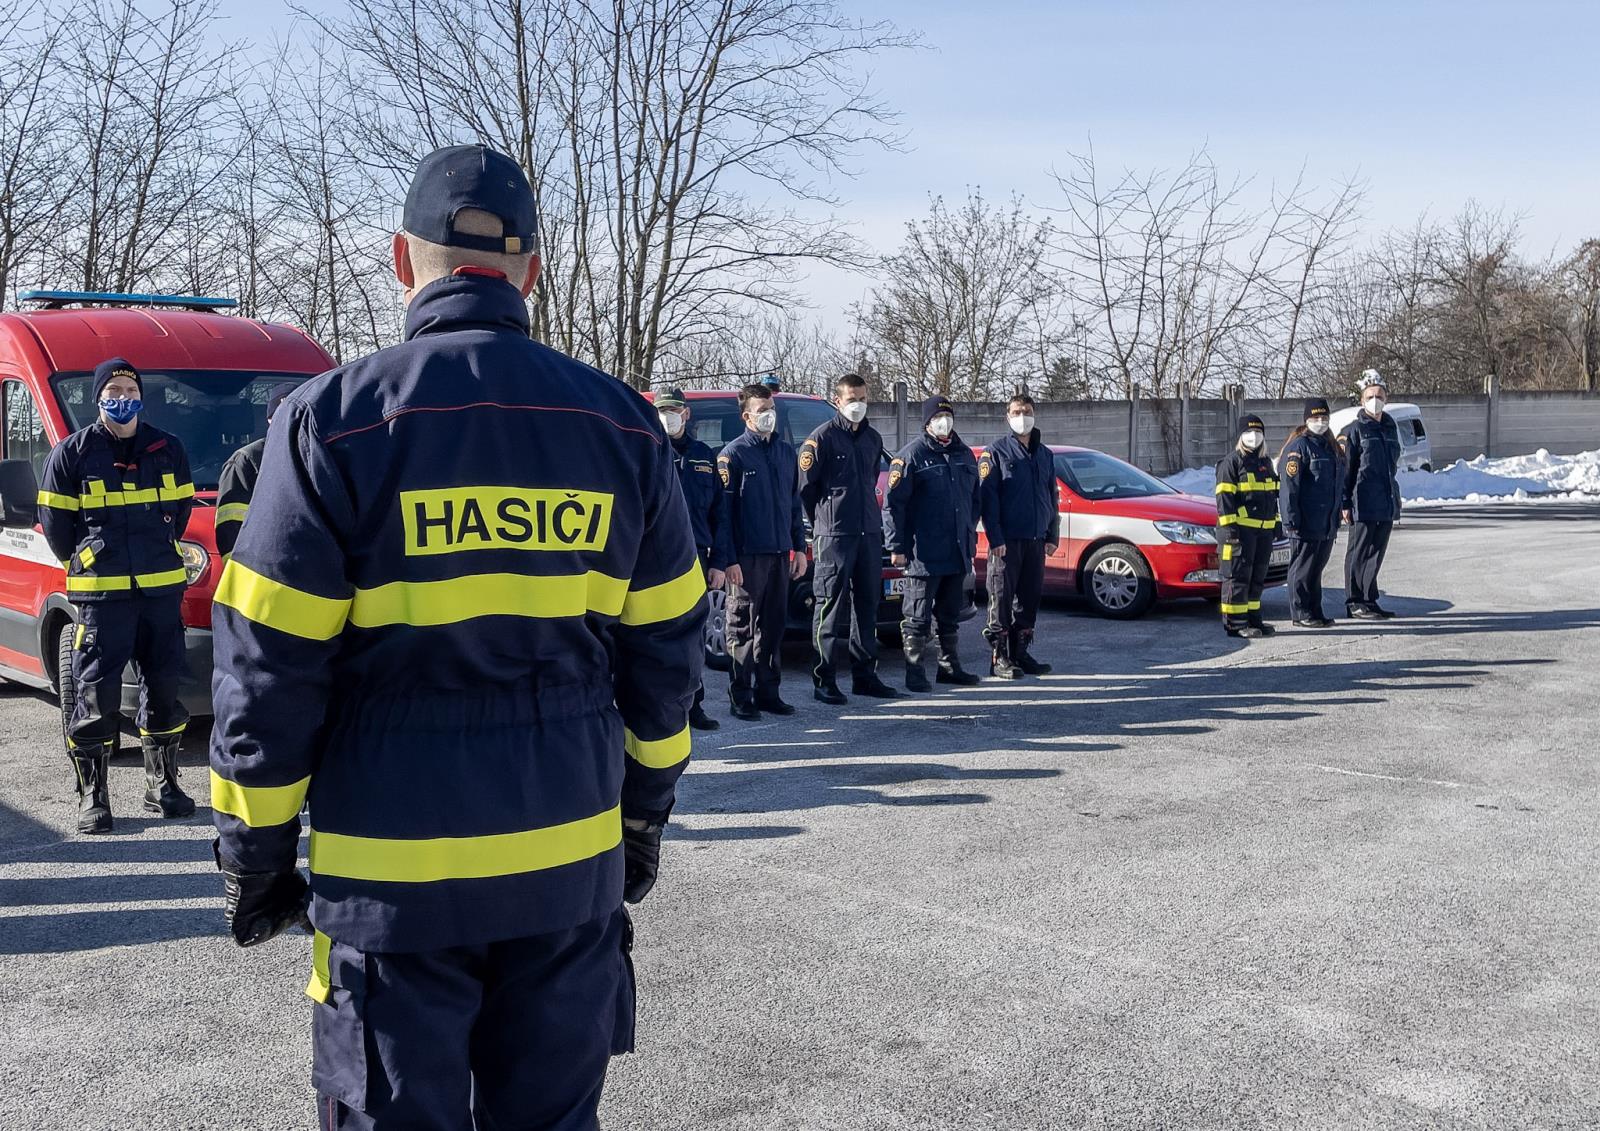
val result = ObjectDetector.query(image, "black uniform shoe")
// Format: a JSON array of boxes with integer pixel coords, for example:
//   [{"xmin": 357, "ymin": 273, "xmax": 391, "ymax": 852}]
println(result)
[
  {"xmin": 851, "ymin": 674, "xmax": 899, "ymax": 699},
  {"xmin": 142, "ymin": 735, "xmax": 196, "ymax": 819},
  {"xmin": 1225, "ymin": 626, "xmax": 1246, "ymax": 638},
  {"xmin": 905, "ymin": 665, "xmax": 932, "ymax": 693},
  {"xmin": 936, "ymin": 661, "xmax": 981, "ymax": 687},
  {"xmin": 756, "ymin": 694, "xmax": 797, "ymax": 716},
  {"xmin": 813, "ymin": 681, "xmax": 848, "ymax": 706},
  {"xmin": 1371, "ymin": 605, "xmax": 1397, "ymax": 619},
  {"xmin": 688, "ymin": 705, "xmax": 721, "ymax": 731},
  {"xmin": 1238, "ymin": 626, "xmax": 1267, "ymax": 638},
  {"xmin": 1012, "ymin": 631, "xmax": 1052, "ymax": 675},
  {"xmin": 1248, "ymin": 622, "xmax": 1277, "ymax": 637},
  {"xmin": 1348, "ymin": 605, "xmax": 1383, "ymax": 620},
  {"xmin": 990, "ymin": 651, "xmax": 1023, "ymax": 680},
  {"xmin": 728, "ymin": 695, "xmax": 760, "ymax": 721},
  {"xmin": 71, "ymin": 743, "xmax": 115, "ymax": 835},
  {"xmin": 1293, "ymin": 618, "xmax": 1334, "ymax": 628}
]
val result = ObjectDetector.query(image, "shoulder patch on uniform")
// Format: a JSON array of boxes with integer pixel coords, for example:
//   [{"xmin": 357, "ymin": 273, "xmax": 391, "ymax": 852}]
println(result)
[
  {"xmin": 979, "ymin": 457, "xmax": 992, "ymax": 480},
  {"xmin": 798, "ymin": 446, "xmax": 815, "ymax": 472},
  {"xmin": 717, "ymin": 453, "xmax": 731, "ymax": 486},
  {"xmin": 1285, "ymin": 454, "xmax": 1301, "ymax": 478},
  {"xmin": 888, "ymin": 464, "xmax": 903, "ymax": 489}
]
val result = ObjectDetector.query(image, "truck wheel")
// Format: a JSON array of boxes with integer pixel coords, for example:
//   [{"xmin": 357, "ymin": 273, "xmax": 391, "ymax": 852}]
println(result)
[
  {"xmin": 1081, "ymin": 544, "xmax": 1156, "ymax": 619},
  {"xmin": 56, "ymin": 619, "xmax": 77, "ymax": 742},
  {"xmin": 703, "ymin": 587, "xmax": 731, "ymax": 672}
]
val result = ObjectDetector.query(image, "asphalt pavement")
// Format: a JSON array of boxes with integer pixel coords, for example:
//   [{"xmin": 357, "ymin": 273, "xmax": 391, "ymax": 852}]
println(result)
[{"xmin": 2, "ymin": 503, "xmax": 1597, "ymax": 1130}]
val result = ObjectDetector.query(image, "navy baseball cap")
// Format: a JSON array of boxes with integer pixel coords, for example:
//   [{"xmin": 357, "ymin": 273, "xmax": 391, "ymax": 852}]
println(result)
[
  {"xmin": 1239, "ymin": 412, "xmax": 1266, "ymax": 433},
  {"xmin": 402, "ymin": 145, "xmax": 538, "ymax": 255}
]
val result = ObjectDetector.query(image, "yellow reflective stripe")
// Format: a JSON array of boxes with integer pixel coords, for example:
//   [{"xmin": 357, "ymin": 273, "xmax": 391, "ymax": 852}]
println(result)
[
  {"xmin": 139, "ymin": 724, "xmax": 186, "ymax": 739},
  {"xmin": 1214, "ymin": 482, "xmax": 1238, "ymax": 494},
  {"xmin": 77, "ymin": 546, "xmax": 95, "ymax": 568},
  {"xmin": 214, "ymin": 502, "xmax": 249, "ymax": 524},
  {"xmin": 625, "ymin": 725, "xmax": 690, "ymax": 769},
  {"xmin": 620, "ymin": 563, "xmax": 704, "ymax": 627},
  {"xmin": 74, "ymin": 623, "xmax": 86, "ymax": 648},
  {"xmin": 136, "ymin": 567, "xmax": 188, "ymax": 587},
  {"xmin": 1216, "ymin": 514, "xmax": 1277, "ymax": 529},
  {"xmin": 1221, "ymin": 602, "xmax": 1249, "ymax": 614},
  {"xmin": 66, "ymin": 575, "xmax": 130, "ymax": 592},
  {"xmin": 159, "ymin": 482, "xmax": 195, "ymax": 502},
  {"xmin": 37, "ymin": 490, "xmax": 80, "ymax": 511},
  {"xmin": 1247, "ymin": 600, "xmax": 1262, "ymax": 611},
  {"xmin": 305, "ymin": 930, "xmax": 332, "ymax": 1003},
  {"xmin": 1220, "ymin": 544, "xmax": 1233, "ymax": 561},
  {"xmin": 349, "ymin": 570, "xmax": 628, "ymax": 629},
  {"xmin": 1216, "ymin": 513, "xmax": 1239, "ymax": 525},
  {"xmin": 309, "ymin": 804, "xmax": 621, "ymax": 884},
  {"xmin": 215, "ymin": 561, "xmax": 351, "ymax": 641},
  {"xmin": 210, "ymin": 770, "xmax": 309, "ymax": 827}
]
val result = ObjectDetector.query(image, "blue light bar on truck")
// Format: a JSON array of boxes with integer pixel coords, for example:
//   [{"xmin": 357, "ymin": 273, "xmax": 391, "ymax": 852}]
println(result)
[{"xmin": 18, "ymin": 290, "xmax": 238, "ymax": 312}]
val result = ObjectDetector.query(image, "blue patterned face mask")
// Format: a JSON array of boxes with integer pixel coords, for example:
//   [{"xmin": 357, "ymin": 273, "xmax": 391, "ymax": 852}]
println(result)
[{"xmin": 99, "ymin": 397, "xmax": 142, "ymax": 424}]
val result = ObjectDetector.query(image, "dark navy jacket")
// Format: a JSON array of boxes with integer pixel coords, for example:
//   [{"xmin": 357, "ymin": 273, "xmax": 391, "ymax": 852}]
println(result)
[
  {"xmin": 885, "ymin": 433, "xmax": 980, "ymax": 576},
  {"xmin": 209, "ymin": 273, "xmax": 705, "ymax": 957},
  {"xmin": 978, "ymin": 430, "xmax": 1060, "ymax": 546},
  {"xmin": 1214, "ymin": 447, "xmax": 1280, "ymax": 536},
  {"xmin": 1339, "ymin": 412, "xmax": 1403, "ymax": 523},
  {"xmin": 37, "ymin": 420, "xmax": 195, "ymax": 603},
  {"xmin": 215, "ymin": 437, "xmax": 265, "ymax": 558},
  {"xmin": 1279, "ymin": 430, "xmax": 1343, "ymax": 540},
  {"xmin": 798, "ymin": 414, "xmax": 884, "ymax": 539},
  {"xmin": 717, "ymin": 429, "xmax": 806, "ymax": 557},
  {"xmin": 671, "ymin": 432, "xmax": 734, "ymax": 570}
]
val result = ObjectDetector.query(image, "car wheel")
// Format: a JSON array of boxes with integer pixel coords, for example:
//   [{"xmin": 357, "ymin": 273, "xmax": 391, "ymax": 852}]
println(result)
[
  {"xmin": 703, "ymin": 587, "xmax": 731, "ymax": 671},
  {"xmin": 56, "ymin": 619, "xmax": 77, "ymax": 743},
  {"xmin": 1081, "ymin": 544, "xmax": 1156, "ymax": 619}
]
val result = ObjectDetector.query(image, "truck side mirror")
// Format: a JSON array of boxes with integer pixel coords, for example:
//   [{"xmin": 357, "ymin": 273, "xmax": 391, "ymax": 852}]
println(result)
[{"xmin": 0, "ymin": 459, "xmax": 40, "ymax": 528}]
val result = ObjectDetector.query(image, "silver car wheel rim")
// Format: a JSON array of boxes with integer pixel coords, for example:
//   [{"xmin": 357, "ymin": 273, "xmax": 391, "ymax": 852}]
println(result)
[
  {"xmin": 1092, "ymin": 557, "xmax": 1137, "ymax": 609},
  {"xmin": 705, "ymin": 588, "xmax": 728, "ymax": 656}
]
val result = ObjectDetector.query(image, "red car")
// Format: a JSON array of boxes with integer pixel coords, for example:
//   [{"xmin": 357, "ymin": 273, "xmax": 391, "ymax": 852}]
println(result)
[
  {"xmin": 974, "ymin": 444, "xmax": 1289, "ymax": 619},
  {"xmin": 0, "ymin": 289, "xmax": 335, "ymax": 719}
]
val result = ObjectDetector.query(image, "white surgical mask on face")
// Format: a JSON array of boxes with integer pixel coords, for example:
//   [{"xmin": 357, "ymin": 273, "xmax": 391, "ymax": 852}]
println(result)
[
  {"xmin": 1241, "ymin": 430, "xmax": 1265, "ymax": 450},
  {"xmin": 658, "ymin": 410, "xmax": 685, "ymax": 437},
  {"xmin": 1008, "ymin": 414, "xmax": 1034, "ymax": 435},
  {"xmin": 928, "ymin": 414, "xmax": 954, "ymax": 439},
  {"xmin": 752, "ymin": 409, "xmax": 777, "ymax": 435},
  {"xmin": 841, "ymin": 400, "xmax": 868, "ymax": 424},
  {"xmin": 1307, "ymin": 418, "xmax": 1330, "ymax": 435},
  {"xmin": 1364, "ymin": 396, "xmax": 1385, "ymax": 417}
]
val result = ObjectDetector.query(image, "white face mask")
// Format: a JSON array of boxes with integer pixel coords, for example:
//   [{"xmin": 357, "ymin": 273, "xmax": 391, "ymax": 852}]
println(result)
[
  {"xmin": 751, "ymin": 409, "xmax": 777, "ymax": 435},
  {"xmin": 1241, "ymin": 430, "xmax": 1265, "ymax": 450},
  {"xmin": 1008, "ymin": 414, "xmax": 1034, "ymax": 435},
  {"xmin": 658, "ymin": 410, "xmax": 685, "ymax": 437},
  {"xmin": 1364, "ymin": 396, "xmax": 1385, "ymax": 417},
  {"xmin": 1307, "ymin": 418, "xmax": 1330, "ymax": 435},
  {"xmin": 840, "ymin": 400, "xmax": 868, "ymax": 424},
  {"xmin": 928, "ymin": 414, "xmax": 954, "ymax": 439}
]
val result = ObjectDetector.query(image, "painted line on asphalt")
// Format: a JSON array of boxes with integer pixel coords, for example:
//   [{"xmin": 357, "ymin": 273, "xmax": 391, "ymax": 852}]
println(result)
[
  {"xmin": 837, "ymin": 714, "xmax": 991, "ymax": 722},
  {"xmin": 715, "ymin": 740, "xmax": 844, "ymax": 750},
  {"xmin": 1310, "ymin": 764, "xmax": 1467, "ymax": 788}
]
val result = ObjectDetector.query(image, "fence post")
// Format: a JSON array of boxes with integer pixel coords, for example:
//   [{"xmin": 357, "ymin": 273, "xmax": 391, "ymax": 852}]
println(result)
[
  {"xmin": 1178, "ymin": 381, "xmax": 1191, "ymax": 473},
  {"xmin": 893, "ymin": 381, "xmax": 908, "ymax": 450},
  {"xmin": 1127, "ymin": 385, "xmax": 1140, "ymax": 466},
  {"xmin": 1483, "ymin": 373, "xmax": 1499, "ymax": 458}
]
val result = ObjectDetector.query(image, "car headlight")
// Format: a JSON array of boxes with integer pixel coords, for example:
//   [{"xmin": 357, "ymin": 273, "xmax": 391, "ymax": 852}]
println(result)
[
  {"xmin": 177, "ymin": 540, "xmax": 209, "ymax": 584},
  {"xmin": 1153, "ymin": 521, "xmax": 1217, "ymax": 545}
]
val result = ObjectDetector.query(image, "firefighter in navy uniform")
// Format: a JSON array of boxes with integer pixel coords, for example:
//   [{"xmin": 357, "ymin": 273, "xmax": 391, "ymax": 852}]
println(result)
[
  {"xmin": 1278, "ymin": 397, "xmax": 1344, "ymax": 627},
  {"xmin": 214, "ymin": 383, "xmax": 297, "ymax": 560},
  {"xmin": 37, "ymin": 358, "xmax": 196, "ymax": 834},
  {"xmin": 885, "ymin": 397, "xmax": 982, "ymax": 692},
  {"xmin": 208, "ymin": 145, "xmax": 706, "ymax": 1130},
  {"xmin": 1215, "ymin": 413, "xmax": 1281, "ymax": 638},
  {"xmin": 1340, "ymin": 369, "xmax": 1404, "ymax": 620},
  {"xmin": 655, "ymin": 387, "xmax": 734, "ymax": 730},
  {"xmin": 799, "ymin": 373, "xmax": 897, "ymax": 705},
  {"xmin": 718, "ymin": 383, "xmax": 807, "ymax": 721},
  {"xmin": 979, "ymin": 393, "xmax": 1060, "ymax": 679}
]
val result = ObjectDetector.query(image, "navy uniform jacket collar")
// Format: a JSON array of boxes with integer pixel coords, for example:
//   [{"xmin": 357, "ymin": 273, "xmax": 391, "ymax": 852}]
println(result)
[
  {"xmin": 90, "ymin": 419, "xmax": 165, "ymax": 457},
  {"xmin": 744, "ymin": 427, "xmax": 773, "ymax": 444},
  {"xmin": 403, "ymin": 273, "xmax": 531, "ymax": 341}
]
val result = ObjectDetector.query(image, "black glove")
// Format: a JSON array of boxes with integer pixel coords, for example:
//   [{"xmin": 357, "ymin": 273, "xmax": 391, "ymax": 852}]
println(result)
[
  {"xmin": 621, "ymin": 818, "xmax": 664, "ymax": 905},
  {"xmin": 214, "ymin": 839, "xmax": 311, "ymax": 947}
]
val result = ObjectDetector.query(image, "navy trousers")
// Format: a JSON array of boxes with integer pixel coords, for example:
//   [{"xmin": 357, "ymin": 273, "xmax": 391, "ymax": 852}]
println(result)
[
  {"xmin": 1344, "ymin": 521, "xmax": 1394, "ymax": 610},
  {"xmin": 810, "ymin": 534, "xmax": 882, "ymax": 684},
  {"xmin": 1287, "ymin": 536, "xmax": 1335, "ymax": 621},
  {"xmin": 67, "ymin": 593, "xmax": 188, "ymax": 748},
  {"xmin": 315, "ymin": 909, "xmax": 634, "ymax": 1131}
]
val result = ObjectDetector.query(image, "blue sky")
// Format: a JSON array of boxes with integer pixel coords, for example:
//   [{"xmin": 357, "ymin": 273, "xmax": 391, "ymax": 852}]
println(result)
[{"xmin": 217, "ymin": 0, "xmax": 1599, "ymax": 320}]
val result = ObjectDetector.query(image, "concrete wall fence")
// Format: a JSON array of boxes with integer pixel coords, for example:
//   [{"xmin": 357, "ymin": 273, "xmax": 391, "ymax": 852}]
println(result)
[{"xmin": 883, "ymin": 389, "xmax": 1600, "ymax": 477}]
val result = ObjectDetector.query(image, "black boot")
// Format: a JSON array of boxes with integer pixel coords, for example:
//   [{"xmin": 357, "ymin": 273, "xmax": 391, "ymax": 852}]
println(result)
[
  {"xmin": 903, "ymin": 633, "xmax": 931, "ymax": 693},
  {"xmin": 989, "ymin": 638, "xmax": 1022, "ymax": 680},
  {"xmin": 142, "ymin": 734, "xmax": 196, "ymax": 819},
  {"xmin": 935, "ymin": 634, "xmax": 980, "ymax": 686},
  {"xmin": 70, "ymin": 743, "xmax": 114, "ymax": 835},
  {"xmin": 728, "ymin": 690, "xmax": 760, "ymax": 721},
  {"xmin": 813, "ymin": 679, "xmax": 848, "ymax": 706},
  {"xmin": 851, "ymin": 672, "xmax": 899, "ymax": 699},
  {"xmin": 1012, "ymin": 629, "xmax": 1052, "ymax": 675},
  {"xmin": 688, "ymin": 704, "xmax": 720, "ymax": 731}
]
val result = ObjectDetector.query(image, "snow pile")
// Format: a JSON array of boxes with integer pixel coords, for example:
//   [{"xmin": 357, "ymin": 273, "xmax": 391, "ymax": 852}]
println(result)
[{"xmin": 1161, "ymin": 447, "xmax": 1600, "ymax": 507}]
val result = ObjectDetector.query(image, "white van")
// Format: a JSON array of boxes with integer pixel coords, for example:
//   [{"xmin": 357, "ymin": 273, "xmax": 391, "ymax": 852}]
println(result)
[{"xmin": 1329, "ymin": 402, "xmax": 1433, "ymax": 472}]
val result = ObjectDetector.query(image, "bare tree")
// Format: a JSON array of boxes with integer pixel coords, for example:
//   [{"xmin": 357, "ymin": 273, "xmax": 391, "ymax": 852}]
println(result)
[
  {"xmin": 1273, "ymin": 175, "xmax": 1365, "ymax": 395},
  {"xmin": 0, "ymin": 0, "xmax": 75, "ymax": 301}
]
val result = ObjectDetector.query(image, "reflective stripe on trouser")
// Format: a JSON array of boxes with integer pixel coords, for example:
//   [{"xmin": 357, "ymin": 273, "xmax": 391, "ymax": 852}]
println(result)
[
  {"xmin": 726, "ymin": 553, "xmax": 787, "ymax": 699},
  {"xmin": 983, "ymin": 539, "xmax": 1046, "ymax": 645},
  {"xmin": 67, "ymin": 593, "xmax": 190, "ymax": 748},
  {"xmin": 313, "ymin": 909, "xmax": 633, "ymax": 1131},
  {"xmin": 1219, "ymin": 529, "xmax": 1273, "ymax": 628},
  {"xmin": 1287, "ymin": 536, "xmax": 1335, "ymax": 620},
  {"xmin": 1344, "ymin": 520, "xmax": 1393, "ymax": 609},
  {"xmin": 810, "ymin": 534, "xmax": 882, "ymax": 684}
]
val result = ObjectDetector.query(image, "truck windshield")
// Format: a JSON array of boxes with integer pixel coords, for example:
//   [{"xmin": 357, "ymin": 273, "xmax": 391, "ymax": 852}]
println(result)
[{"xmin": 50, "ymin": 370, "xmax": 312, "ymax": 491}]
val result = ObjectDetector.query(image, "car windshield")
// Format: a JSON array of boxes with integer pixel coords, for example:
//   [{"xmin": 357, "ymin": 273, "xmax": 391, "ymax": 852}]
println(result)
[
  {"xmin": 1054, "ymin": 450, "xmax": 1176, "ymax": 500},
  {"xmin": 50, "ymin": 370, "xmax": 313, "ymax": 491}
]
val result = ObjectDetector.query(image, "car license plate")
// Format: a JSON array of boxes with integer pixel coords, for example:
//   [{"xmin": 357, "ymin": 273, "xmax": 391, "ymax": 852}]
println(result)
[
  {"xmin": 884, "ymin": 577, "xmax": 907, "ymax": 598},
  {"xmin": 1270, "ymin": 547, "xmax": 1291, "ymax": 567}
]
